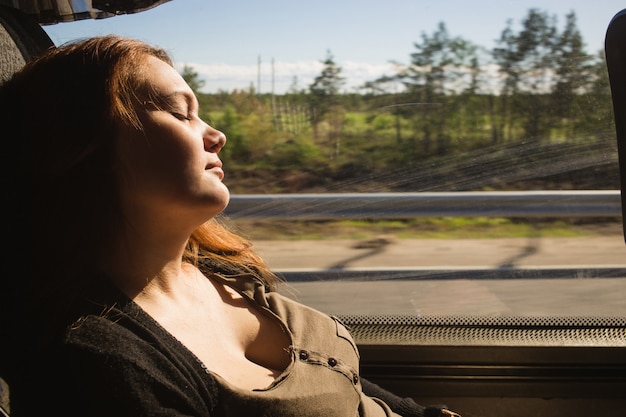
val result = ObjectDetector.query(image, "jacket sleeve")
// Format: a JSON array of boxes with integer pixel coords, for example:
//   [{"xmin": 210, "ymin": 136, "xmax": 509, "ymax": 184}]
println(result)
[
  {"xmin": 11, "ymin": 314, "xmax": 219, "ymax": 417},
  {"xmin": 360, "ymin": 377, "xmax": 454, "ymax": 417}
]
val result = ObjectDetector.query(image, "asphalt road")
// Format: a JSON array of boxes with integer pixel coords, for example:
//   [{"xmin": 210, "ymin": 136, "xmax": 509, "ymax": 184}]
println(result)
[
  {"xmin": 251, "ymin": 236, "xmax": 626, "ymax": 317},
  {"xmin": 254, "ymin": 236, "xmax": 626, "ymax": 270}
]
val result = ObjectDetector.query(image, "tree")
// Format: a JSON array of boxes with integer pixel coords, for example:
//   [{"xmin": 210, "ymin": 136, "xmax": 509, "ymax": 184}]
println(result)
[
  {"xmin": 493, "ymin": 9, "xmax": 559, "ymax": 142},
  {"xmin": 576, "ymin": 51, "xmax": 614, "ymax": 138},
  {"xmin": 551, "ymin": 11, "xmax": 594, "ymax": 139},
  {"xmin": 217, "ymin": 104, "xmax": 247, "ymax": 162},
  {"xmin": 309, "ymin": 49, "xmax": 345, "ymax": 98},
  {"xmin": 308, "ymin": 50, "xmax": 346, "ymax": 154},
  {"xmin": 491, "ymin": 19, "xmax": 518, "ymax": 143},
  {"xmin": 394, "ymin": 22, "xmax": 480, "ymax": 156},
  {"xmin": 181, "ymin": 64, "xmax": 205, "ymax": 95}
]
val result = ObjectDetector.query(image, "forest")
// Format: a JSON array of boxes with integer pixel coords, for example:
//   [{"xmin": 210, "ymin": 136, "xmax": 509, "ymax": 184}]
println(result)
[{"xmin": 184, "ymin": 9, "xmax": 619, "ymax": 195}]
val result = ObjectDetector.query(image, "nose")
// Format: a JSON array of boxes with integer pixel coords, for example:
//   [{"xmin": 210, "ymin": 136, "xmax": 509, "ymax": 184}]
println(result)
[{"xmin": 203, "ymin": 124, "xmax": 226, "ymax": 153}]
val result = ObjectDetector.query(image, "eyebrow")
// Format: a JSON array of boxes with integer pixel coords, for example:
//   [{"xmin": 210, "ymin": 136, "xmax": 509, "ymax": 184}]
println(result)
[{"xmin": 161, "ymin": 90, "xmax": 197, "ymax": 108}]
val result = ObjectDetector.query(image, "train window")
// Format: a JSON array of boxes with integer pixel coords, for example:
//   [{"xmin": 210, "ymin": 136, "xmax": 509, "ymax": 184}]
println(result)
[
  {"xmin": 36, "ymin": 0, "xmax": 624, "ymax": 320},
  {"xmin": 2, "ymin": 1, "xmax": 625, "ymax": 415}
]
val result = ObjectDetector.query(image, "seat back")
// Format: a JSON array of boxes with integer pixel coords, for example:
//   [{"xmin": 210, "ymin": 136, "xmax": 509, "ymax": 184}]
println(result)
[
  {"xmin": 0, "ymin": 5, "xmax": 54, "ymax": 82},
  {"xmin": 0, "ymin": 7, "xmax": 54, "ymax": 415}
]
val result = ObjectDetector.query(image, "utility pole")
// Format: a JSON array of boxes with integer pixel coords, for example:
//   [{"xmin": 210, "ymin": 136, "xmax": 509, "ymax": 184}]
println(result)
[
  {"xmin": 257, "ymin": 55, "xmax": 261, "ymax": 95},
  {"xmin": 271, "ymin": 57, "xmax": 278, "ymax": 130}
]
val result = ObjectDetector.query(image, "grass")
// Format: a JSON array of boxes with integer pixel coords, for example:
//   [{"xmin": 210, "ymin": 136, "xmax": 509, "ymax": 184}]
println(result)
[{"xmin": 230, "ymin": 217, "xmax": 622, "ymax": 241}]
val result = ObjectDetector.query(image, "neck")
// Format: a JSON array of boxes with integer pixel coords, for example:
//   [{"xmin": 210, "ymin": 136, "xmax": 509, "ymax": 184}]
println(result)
[
  {"xmin": 101, "ymin": 222, "xmax": 195, "ymax": 300},
  {"xmin": 101, "ymin": 197, "xmax": 214, "ymax": 300}
]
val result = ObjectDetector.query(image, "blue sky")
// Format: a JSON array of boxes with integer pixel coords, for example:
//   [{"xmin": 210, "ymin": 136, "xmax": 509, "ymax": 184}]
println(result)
[{"xmin": 42, "ymin": 0, "xmax": 622, "ymax": 94}]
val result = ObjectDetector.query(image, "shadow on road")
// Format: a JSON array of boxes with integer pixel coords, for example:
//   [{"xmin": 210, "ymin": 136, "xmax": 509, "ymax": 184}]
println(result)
[
  {"xmin": 329, "ymin": 236, "xmax": 392, "ymax": 269},
  {"xmin": 498, "ymin": 237, "xmax": 540, "ymax": 268}
]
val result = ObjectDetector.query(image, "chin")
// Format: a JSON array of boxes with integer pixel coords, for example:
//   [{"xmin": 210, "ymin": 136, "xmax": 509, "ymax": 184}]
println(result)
[
  {"xmin": 212, "ymin": 188, "xmax": 231, "ymax": 212},
  {"xmin": 218, "ymin": 194, "xmax": 231, "ymax": 212}
]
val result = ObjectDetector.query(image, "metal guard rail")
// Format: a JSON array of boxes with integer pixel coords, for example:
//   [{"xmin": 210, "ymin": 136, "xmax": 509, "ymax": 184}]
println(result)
[{"xmin": 224, "ymin": 190, "xmax": 622, "ymax": 220}]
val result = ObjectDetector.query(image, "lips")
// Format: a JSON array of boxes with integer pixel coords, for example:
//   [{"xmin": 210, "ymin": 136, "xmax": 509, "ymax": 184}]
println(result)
[{"xmin": 206, "ymin": 161, "xmax": 224, "ymax": 180}]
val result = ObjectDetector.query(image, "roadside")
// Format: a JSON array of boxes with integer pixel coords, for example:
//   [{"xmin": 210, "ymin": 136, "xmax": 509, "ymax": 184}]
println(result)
[
  {"xmin": 253, "ymin": 236, "xmax": 626, "ymax": 270},
  {"xmin": 251, "ymin": 236, "xmax": 626, "ymax": 317}
]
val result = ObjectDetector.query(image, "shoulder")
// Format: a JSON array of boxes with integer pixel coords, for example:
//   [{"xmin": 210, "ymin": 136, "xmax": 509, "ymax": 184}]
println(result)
[
  {"xmin": 13, "ymin": 304, "xmax": 219, "ymax": 417},
  {"xmin": 60, "ymin": 303, "xmax": 212, "ymax": 388}
]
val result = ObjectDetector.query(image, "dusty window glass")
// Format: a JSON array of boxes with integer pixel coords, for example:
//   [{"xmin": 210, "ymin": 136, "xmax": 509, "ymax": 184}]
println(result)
[{"xmin": 41, "ymin": 0, "xmax": 625, "ymax": 321}]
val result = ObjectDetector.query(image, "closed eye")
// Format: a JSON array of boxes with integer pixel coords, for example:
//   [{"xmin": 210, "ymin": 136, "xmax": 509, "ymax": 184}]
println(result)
[{"xmin": 171, "ymin": 112, "xmax": 192, "ymax": 121}]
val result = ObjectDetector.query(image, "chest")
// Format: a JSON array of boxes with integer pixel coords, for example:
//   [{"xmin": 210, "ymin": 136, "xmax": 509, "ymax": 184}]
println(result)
[{"xmin": 151, "ymin": 284, "xmax": 292, "ymax": 390}]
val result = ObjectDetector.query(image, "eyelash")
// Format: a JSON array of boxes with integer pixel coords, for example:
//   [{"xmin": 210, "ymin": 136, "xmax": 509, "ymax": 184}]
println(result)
[{"xmin": 172, "ymin": 112, "xmax": 192, "ymax": 121}]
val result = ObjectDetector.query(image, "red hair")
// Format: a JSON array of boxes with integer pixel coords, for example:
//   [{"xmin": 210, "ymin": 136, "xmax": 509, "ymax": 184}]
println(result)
[{"xmin": 1, "ymin": 35, "xmax": 278, "ymax": 349}]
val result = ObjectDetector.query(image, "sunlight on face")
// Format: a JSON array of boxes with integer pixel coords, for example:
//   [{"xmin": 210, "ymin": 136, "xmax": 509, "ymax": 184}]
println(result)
[{"xmin": 115, "ymin": 56, "xmax": 229, "ymax": 231}]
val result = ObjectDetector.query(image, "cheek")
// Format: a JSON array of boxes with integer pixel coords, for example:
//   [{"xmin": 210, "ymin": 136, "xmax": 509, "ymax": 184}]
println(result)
[
  {"xmin": 114, "ymin": 129, "xmax": 160, "ymax": 189},
  {"xmin": 122, "ymin": 135, "xmax": 202, "ymax": 194},
  {"xmin": 142, "ymin": 122, "xmax": 200, "ymax": 163}
]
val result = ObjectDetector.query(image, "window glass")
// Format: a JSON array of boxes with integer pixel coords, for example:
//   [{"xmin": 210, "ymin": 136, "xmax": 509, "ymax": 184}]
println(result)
[{"xmin": 42, "ymin": 0, "xmax": 625, "ymax": 320}]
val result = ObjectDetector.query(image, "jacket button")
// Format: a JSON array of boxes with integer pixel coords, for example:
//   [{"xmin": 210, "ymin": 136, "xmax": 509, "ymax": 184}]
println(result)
[
  {"xmin": 299, "ymin": 350, "xmax": 309, "ymax": 360},
  {"xmin": 353, "ymin": 374, "xmax": 359, "ymax": 384},
  {"xmin": 327, "ymin": 357, "xmax": 337, "ymax": 367}
]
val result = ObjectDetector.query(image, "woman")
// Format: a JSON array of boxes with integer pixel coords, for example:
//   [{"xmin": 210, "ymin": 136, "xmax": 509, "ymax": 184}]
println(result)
[{"xmin": 0, "ymin": 35, "xmax": 459, "ymax": 417}]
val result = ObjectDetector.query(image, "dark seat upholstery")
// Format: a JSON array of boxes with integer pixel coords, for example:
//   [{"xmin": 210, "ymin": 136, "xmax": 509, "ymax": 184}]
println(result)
[{"xmin": 0, "ymin": 7, "xmax": 54, "ymax": 416}]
